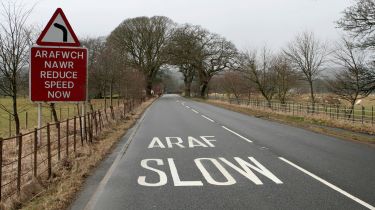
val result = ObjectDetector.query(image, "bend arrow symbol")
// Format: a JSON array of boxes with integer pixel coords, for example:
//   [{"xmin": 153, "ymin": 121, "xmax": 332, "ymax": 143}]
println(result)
[{"xmin": 53, "ymin": 23, "xmax": 67, "ymax": 42}]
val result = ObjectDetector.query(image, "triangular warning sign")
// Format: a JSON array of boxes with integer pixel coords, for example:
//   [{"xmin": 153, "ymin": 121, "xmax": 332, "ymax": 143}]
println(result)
[{"xmin": 36, "ymin": 8, "xmax": 80, "ymax": 47}]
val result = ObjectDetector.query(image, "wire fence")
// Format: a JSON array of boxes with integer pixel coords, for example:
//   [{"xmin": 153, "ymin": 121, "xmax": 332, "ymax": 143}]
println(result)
[
  {"xmin": 0, "ymin": 97, "xmax": 146, "ymax": 203},
  {"xmin": 0, "ymin": 98, "xmax": 124, "ymax": 137},
  {"xmin": 209, "ymin": 95, "xmax": 374, "ymax": 126}
]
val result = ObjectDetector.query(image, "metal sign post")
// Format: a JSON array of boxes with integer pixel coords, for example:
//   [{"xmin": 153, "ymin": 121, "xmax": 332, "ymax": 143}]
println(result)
[{"xmin": 37, "ymin": 103, "xmax": 42, "ymax": 143}]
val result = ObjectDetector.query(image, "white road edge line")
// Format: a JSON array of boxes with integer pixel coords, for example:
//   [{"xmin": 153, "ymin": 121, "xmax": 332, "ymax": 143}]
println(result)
[
  {"xmin": 279, "ymin": 157, "xmax": 375, "ymax": 210},
  {"xmin": 191, "ymin": 109, "xmax": 199, "ymax": 114},
  {"xmin": 201, "ymin": 115, "xmax": 215, "ymax": 123},
  {"xmin": 222, "ymin": 126, "xmax": 253, "ymax": 143}
]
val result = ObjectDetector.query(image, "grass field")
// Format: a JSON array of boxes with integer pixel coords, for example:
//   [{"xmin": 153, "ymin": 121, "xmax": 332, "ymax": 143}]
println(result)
[{"xmin": 0, "ymin": 98, "xmax": 122, "ymax": 137}]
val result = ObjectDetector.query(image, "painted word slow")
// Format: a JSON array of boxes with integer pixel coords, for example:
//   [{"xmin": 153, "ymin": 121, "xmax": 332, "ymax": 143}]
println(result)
[{"xmin": 138, "ymin": 157, "xmax": 283, "ymax": 187}]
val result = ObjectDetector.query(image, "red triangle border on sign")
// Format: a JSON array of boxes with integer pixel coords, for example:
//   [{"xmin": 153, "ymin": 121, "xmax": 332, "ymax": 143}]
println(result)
[{"xmin": 36, "ymin": 8, "xmax": 81, "ymax": 47}]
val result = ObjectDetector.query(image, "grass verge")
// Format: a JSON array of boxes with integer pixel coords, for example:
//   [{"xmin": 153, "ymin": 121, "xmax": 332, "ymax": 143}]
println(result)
[
  {"xmin": 194, "ymin": 98, "xmax": 375, "ymax": 144},
  {"xmin": 15, "ymin": 98, "xmax": 155, "ymax": 210}
]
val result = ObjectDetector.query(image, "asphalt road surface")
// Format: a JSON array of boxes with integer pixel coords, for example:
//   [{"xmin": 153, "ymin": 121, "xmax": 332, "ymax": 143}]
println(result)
[{"xmin": 71, "ymin": 94, "xmax": 375, "ymax": 210}]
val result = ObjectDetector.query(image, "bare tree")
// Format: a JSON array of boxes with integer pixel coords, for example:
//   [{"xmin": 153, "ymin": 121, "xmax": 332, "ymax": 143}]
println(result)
[
  {"xmin": 337, "ymin": 0, "xmax": 375, "ymax": 49},
  {"xmin": 81, "ymin": 37, "xmax": 107, "ymax": 100},
  {"xmin": 328, "ymin": 38, "xmax": 373, "ymax": 114},
  {"xmin": 167, "ymin": 24, "xmax": 203, "ymax": 97},
  {"xmin": 107, "ymin": 16, "xmax": 174, "ymax": 96},
  {"xmin": 284, "ymin": 32, "xmax": 329, "ymax": 109},
  {"xmin": 337, "ymin": 0, "xmax": 375, "ymax": 93},
  {"xmin": 197, "ymin": 34, "xmax": 238, "ymax": 98},
  {"xmin": 240, "ymin": 48, "xmax": 277, "ymax": 108},
  {"xmin": 0, "ymin": 1, "xmax": 33, "ymax": 136},
  {"xmin": 167, "ymin": 24, "xmax": 237, "ymax": 98},
  {"xmin": 220, "ymin": 71, "xmax": 247, "ymax": 104},
  {"xmin": 272, "ymin": 54, "xmax": 299, "ymax": 104}
]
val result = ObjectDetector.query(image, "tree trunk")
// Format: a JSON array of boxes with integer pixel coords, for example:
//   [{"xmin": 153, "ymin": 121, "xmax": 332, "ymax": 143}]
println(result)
[
  {"xmin": 200, "ymin": 81, "xmax": 208, "ymax": 98},
  {"xmin": 50, "ymin": 103, "xmax": 59, "ymax": 129},
  {"xmin": 348, "ymin": 100, "xmax": 356, "ymax": 119},
  {"xmin": 50, "ymin": 103, "xmax": 59, "ymax": 122},
  {"xmin": 184, "ymin": 81, "xmax": 192, "ymax": 97},
  {"xmin": 104, "ymin": 86, "xmax": 107, "ymax": 110},
  {"xmin": 110, "ymin": 83, "xmax": 113, "ymax": 107},
  {"xmin": 88, "ymin": 100, "xmax": 94, "ymax": 113},
  {"xmin": 146, "ymin": 78, "xmax": 153, "ymax": 97},
  {"xmin": 12, "ymin": 94, "xmax": 20, "ymax": 136},
  {"xmin": 309, "ymin": 80, "xmax": 315, "ymax": 112},
  {"xmin": 234, "ymin": 94, "xmax": 240, "ymax": 104},
  {"xmin": 266, "ymin": 99, "xmax": 272, "ymax": 109}
]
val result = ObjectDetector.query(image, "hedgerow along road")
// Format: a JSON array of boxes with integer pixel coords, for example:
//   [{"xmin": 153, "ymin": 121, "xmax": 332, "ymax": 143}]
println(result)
[{"xmin": 71, "ymin": 94, "xmax": 375, "ymax": 210}]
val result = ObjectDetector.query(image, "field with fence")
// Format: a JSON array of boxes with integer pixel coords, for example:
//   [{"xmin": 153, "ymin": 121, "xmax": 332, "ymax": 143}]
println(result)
[
  {"xmin": 0, "ymin": 98, "xmax": 123, "ymax": 137},
  {"xmin": 0, "ymin": 96, "xmax": 146, "ymax": 204},
  {"xmin": 209, "ymin": 94, "xmax": 375, "ymax": 127}
]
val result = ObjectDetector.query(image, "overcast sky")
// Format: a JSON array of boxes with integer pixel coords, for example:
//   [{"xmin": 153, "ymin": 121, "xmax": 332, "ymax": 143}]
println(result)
[{"xmin": 25, "ymin": 0, "xmax": 352, "ymax": 51}]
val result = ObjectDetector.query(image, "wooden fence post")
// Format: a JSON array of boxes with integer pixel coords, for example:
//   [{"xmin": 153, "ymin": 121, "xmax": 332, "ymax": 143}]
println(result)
[
  {"xmin": 79, "ymin": 115, "xmax": 83, "ymax": 146},
  {"xmin": 57, "ymin": 122, "xmax": 61, "ymax": 160},
  {"xmin": 98, "ymin": 111, "xmax": 102, "ymax": 132},
  {"xmin": 25, "ymin": 112, "xmax": 28, "ymax": 129},
  {"xmin": 123, "ymin": 101, "xmax": 126, "ymax": 119},
  {"xmin": 47, "ymin": 123, "xmax": 52, "ymax": 179},
  {"xmin": 33, "ymin": 129, "xmax": 38, "ymax": 177},
  {"xmin": 362, "ymin": 106, "xmax": 365, "ymax": 124},
  {"xmin": 110, "ymin": 106, "xmax": 114, "ymax": 120},
  {"xmin": 94, "ymin": 111, "xmax": 98, "ymax": 136},
  {"xmin": 0, "ymin": 138, "xmax": 3, "ymax": 201},
  {"xmin": 66, "ymin": 119, "xmax": 69, "ymax": 157},
  {"xmin": 83, "ymin": 113, "xmax": 87, "ymax": 142},
  {"xmin": 74, "ymin": 116, "xmax": 77, "ymax": 153},
  {"xmin": 292, "ymin": 103, "xmax": 295, "ymax": 116},
  {"xmin": 8, "ymin": 114, "xmax": 11, "ymax": 137},
  {"xmin": 17, "ymin": 133, "xmax": 23, "ymax": 196},
  {"xmin": 88, "ymin": 112, "xmax": 93, "ymax": 143}
]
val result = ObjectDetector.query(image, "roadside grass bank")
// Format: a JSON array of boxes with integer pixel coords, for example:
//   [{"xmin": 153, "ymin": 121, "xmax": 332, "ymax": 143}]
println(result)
[
  {"xmin": 14, "ymin": 98, "xmax": 155, "ymax": 210},
  {"xmin": 193, "ymin": 98, "xmax": 375, "ymax": 144}
]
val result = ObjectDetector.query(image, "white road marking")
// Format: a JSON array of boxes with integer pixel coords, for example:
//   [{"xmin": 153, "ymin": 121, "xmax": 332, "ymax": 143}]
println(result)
[
  {"xmin": 279, "ymin": 157, "xmax": 375, "ymax": 210},
  {"xmin": 201, "ymin": 115, "xmax": 215, "ymax": 123},
  {"xmin": 186, "ymin": 106, "xmax": 190, "ymax": 109},
  {"xmin": 222, "ymin": 126, "xmax": 253, "ymax": 143},
  {"xmin": 191, "ymin": 109, "xmax": 199, "ymax": 114}
]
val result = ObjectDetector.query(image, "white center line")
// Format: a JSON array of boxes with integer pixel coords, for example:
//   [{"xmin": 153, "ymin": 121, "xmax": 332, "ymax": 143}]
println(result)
[
  {"xmin": 222, "ymin": 126, "xmax": 253, "ymax": 143},
  {"xmin": 201, "ymin": 115, "xmax": 215, "ymax": 123},
  {"xmin": 191, "ymin": 109, "xmax": 199, "ymax": 114},
  {"xmin": 279, "ymin": 157, "xmax": 375, "ymax": 210}
]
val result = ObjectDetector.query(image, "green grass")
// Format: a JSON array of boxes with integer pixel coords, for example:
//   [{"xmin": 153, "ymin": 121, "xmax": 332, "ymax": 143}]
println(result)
[{"xmin": 0, "ymin": 98, "xmax": 122, "ymax": 137}]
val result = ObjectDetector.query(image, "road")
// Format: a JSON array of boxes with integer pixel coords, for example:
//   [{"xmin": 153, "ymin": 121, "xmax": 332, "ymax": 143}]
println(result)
[{"xmin": 70, "ymin": 94, "xmax": 375, "ymax": 210}]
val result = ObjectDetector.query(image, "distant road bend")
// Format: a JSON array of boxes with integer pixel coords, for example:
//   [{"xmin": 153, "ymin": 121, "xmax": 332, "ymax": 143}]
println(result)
[{"xmin": 71, "ymin": 94, "xmax": 375, "ymax": 210}]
